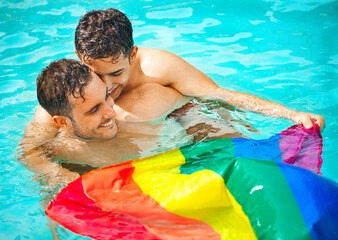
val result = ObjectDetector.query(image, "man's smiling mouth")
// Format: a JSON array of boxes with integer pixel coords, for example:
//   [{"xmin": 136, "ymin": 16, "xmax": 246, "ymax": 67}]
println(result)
[
  {"xmin": 99, "ymin": 119, "xmax": 114, "ymax": 128},
  {"xmin": 108, "ymin": 86, "xmax": 119, "ymax": 95}
]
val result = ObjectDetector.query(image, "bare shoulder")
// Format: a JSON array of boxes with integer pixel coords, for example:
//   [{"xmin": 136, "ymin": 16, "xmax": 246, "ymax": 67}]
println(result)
[
  {"xmin": 138, "ymin": 48, "xmax": 188, "ymax": 81},
  {"xmin": 32, "ymin": 105, "xmax": 54, "ymax": 123},
  {"xmin": 138, "ymin": 47, "xmax": 218, "ymax": 96},
  {"xmin": 115, "ymin": 83, "xmax": 182, "ymax": 121},
  {"xmin": 140, "ymin": 47, "xmax": 178, "ymax": 58},
  {"xmin": 139, "ymin": 48, "xmax": 186, "ymax": 69},
  {"xmin": 22, "ymin": 105, "xmax": 58, "ymax": 144}
]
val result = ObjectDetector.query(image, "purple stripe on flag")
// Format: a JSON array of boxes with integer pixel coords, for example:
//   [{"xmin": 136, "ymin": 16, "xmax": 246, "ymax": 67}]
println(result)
[{"xmin": 279, "ymin": 124, "xmax": 323, "ymax": 174}]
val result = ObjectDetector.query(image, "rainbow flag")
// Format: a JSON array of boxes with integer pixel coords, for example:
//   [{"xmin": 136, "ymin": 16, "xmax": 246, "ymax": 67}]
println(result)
[{"xmin": 46, "ymin": 124, "xmax": 338, "ymax": 239}]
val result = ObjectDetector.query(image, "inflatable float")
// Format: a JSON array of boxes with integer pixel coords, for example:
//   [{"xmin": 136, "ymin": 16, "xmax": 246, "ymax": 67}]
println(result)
[{"xmin": 46, "ymin": 124, "xmax": 338, "ymax": 239}]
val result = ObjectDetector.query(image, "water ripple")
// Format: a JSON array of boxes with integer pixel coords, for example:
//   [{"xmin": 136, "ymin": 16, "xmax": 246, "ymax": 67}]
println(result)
[
  {"xmin": 0, "ymin": 0, "xmax": 47, "ymax": 9},
  {"xmin": 207, "ymin": 32, "xmax": 253, "ymax": 43},
  {"xmin": 264, "ymin": 0, "xmax": 336, "ymax": 13},
  {"xmin": 37, "ymin": 4, "xmax": 86, "ymax": 17},
  {"xmin": 0, "ymin": 32, "xmax": 38, "ymax": 53},
  {"xmin": 0, "ymin": 80, "xmax": 27, "ymax": 94},
  {"xmin": 0, "ymin": 90, "xmax": 36, "ymax": 109},
  {"xmin": 135, "ymin": 18, "xmax": 221, "ymax": 39},
  {"xmin": 0, "ymin": 45, "xmax": 73, "ymax": 66},
  {"xmin": 328, "ymin": 54, "xmax": 338, "ymax": 65},
  {"xmin": 147, "ymin": 1, "xmax": 200, "ymax": 10},
  {"xmin": 254, "ymin": 65, "xmax": 338, "ymax": 83},
  {"xmin": 31, "ymin": 22, "xmax": 77, "ymax": 38},
  {"xmin": 146, "ymin": 7, "xmax": 193, "ymax": 19}
]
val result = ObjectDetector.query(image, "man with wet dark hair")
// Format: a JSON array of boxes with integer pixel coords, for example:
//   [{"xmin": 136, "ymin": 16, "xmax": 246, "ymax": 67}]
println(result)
[
  {"xmin": 37, "ymin": 59, "xmax": 92, "ymax": 119},
  {"xmin": 73, "ymin": 8, "xmax": 325, "ymax": 130},
  {"xmin": 20, "ymin": 58, "xmax": 186, "ymax": 185},
  {"xmin": 75, "ymin": 9, "xmax": 134, "ymax": 62},
  {"xmin": 36, "ymin": 59, "xmax": 118, "ymax": 141}
]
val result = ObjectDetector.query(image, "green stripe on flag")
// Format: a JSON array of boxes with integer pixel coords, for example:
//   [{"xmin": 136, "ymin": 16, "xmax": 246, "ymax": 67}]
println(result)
[
  {"xmin": 180, "ymin": 138, "xmax": 310, "ymax": 239},
  {"xmin": 180, "ymin": 138, "xmax": 235, "ymax": 178},
  {"xmin": 226, "ymin": 158, "xmax": 311, "ymax": 240}
]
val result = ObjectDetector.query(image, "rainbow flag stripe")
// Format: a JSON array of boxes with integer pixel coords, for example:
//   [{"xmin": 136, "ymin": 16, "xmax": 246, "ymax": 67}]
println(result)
[{"xmin": 46, "ymin": 124, "xmax": 338, "ymax": 239}]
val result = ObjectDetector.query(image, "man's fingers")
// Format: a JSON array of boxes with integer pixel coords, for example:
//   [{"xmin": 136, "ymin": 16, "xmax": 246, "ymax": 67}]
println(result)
[
  {"xmin": 311, "ymin": 115, "xmax": 325, "ymax": 131},
  {"xmin": 303, "ymin": 117, "xmax": 313, "ymax": 129},
  {"xmin": 293, "ymin": 112, "xmax": 325, "ymax": 131}
]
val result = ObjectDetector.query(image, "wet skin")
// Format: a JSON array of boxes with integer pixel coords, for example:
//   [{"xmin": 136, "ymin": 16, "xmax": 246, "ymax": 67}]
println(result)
[
  {"xmin": 64, "ymin": 72, "xmax": 118, "ymax": 140},
  {"xmin": 86, "ymin": 55, "xmax": 132, "ymax": 101}
]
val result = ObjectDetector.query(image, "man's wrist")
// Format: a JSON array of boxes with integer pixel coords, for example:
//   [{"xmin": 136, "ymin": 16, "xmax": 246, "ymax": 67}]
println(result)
[{"xmin": 285, "ymin": 109, "xmax": 297, "ymax": 121}]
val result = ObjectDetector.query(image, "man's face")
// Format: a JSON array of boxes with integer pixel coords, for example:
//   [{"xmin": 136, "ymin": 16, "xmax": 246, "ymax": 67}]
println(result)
[
  {"xmin": 85, "ymin": 54, "xmax": 131, "ymax": 100},
  {"xmin": 68, "ymin": 72, "xmax": 118, "ymax": 140}
]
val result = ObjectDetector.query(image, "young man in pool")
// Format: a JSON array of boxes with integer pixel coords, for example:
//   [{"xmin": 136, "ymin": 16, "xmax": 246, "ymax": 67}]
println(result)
[
  {"xmin": 73, "ymin": 8, "xmax": 325, "ymax": 130},
  {"xmin": 25, "ymin": 8, "xmax": 325, "ymax": 185},
  {"xmin": 20, "ymin": 59, "xmax": 190, "ymax": 185}
]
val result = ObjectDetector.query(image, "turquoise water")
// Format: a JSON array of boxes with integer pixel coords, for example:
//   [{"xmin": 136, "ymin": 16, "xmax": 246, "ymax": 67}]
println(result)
[{"xmin": 0, "ymin": 0, "xmax": 337, "ymax": 238}]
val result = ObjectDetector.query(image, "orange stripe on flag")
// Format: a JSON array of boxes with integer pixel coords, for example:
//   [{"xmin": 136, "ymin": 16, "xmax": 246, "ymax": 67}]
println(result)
[{"xmin": 82, "ymin": 162, "xmax": 221, "ymax": 239}]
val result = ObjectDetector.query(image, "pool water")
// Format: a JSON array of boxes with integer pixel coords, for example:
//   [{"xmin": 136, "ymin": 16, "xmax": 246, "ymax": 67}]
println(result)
[{"xmin": 0, "ymin": 0, "xmax": 337, "ymax": 238}]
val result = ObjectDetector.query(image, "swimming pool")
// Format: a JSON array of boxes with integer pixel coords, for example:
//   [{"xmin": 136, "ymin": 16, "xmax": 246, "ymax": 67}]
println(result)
[{"xmin": 0, "ymin": 0, "xmax": 337, "ymax": 238}]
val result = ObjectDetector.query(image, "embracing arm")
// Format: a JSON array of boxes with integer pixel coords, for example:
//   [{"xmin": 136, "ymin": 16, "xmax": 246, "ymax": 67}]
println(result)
[
  {"xmin": 18, "ymin": 143, "xmax": 79, "ymax": 186},
  {"xmin": 18, "ymin": 107, "xmax": 79, "ymax": 185},
  {"xmin": 147, "ymin": 48, "xmax": 325, "ymax": 130},
  {"xmin": 210, "ymin": 88, "xmax": 325, "ymax": 129}
]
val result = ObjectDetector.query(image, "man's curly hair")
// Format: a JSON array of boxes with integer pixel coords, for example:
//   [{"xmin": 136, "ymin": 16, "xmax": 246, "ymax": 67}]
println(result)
[
  {"xmin": 37, "ymin": 59, "xmax": 92, "ymax": 118},
  {"xmin": 75, "ymin": 8, "xmax": 134, "ymax": 62}
]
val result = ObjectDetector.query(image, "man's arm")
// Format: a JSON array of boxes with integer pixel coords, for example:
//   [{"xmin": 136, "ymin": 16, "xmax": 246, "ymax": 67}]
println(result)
[
  {"xmin": 18, "ymin": 143, "xmax": 80, "ymax": 186},
  {"xmin": 143, "ymin": 48, "xmax": 325, "ymax": 130},
  {"xmin": 18, "ymin": 109, "xmax": 79, "ymax": 185},
  {"xmin": 211, "ymin": 88, "xmax": 325, "ymax": 129}
]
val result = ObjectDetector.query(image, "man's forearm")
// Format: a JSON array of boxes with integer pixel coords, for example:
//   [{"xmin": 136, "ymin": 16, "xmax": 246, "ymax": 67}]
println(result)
[
  {"xmin": 18, "ymin": 147, "xmax": 79, "ymax": 185},
  {"xmin": 210, "ymin": 87, "xmax": 325, "ymax": 130},
  {"xmin": 213, "ymin": 88, "xmax": 295, "ymax": 119},
  {"xmin": 19, "ymin": 120, "xmax": 79, "ymax": 185}
]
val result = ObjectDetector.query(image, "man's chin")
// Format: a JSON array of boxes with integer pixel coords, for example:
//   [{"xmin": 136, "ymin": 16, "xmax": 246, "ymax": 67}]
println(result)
[
  {"xmin": 93, "ymin": 122, "xmax": 118, "ymax": 140},
  {"xmin": 71, "ymin": 121, "xmax": 118, "ymax": 141},
  {"xmin": 101, "ymin": 131, "xmax": 118, "ymax": 140},
  {"xmin": 73, "ymin": 129, "xmax": 118, "ymax": 141}
]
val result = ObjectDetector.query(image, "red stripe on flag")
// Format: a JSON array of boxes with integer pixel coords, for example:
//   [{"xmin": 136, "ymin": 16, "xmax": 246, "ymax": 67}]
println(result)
[{"xmin": 46, "ymin": 176, "xmax": 159, "ymax": 239}]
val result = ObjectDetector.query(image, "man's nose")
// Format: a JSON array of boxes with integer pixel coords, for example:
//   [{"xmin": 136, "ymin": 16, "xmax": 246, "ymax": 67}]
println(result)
[
  {"xmin": 101, "ymin": 75, "xmax": 107, "ymax": 83},
  {"xmin": 103, "ymin": 100, "xmax": 116, "ymax": 119},
  {"xmin": 101, "ymin": 75, "xmax": 112, "ymax": 85}
]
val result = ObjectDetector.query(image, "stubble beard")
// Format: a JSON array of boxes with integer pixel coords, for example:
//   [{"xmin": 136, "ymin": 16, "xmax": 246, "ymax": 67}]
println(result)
[{"xmin": 71, "ymin": 119, "xmax": 117, "ymax": 141}]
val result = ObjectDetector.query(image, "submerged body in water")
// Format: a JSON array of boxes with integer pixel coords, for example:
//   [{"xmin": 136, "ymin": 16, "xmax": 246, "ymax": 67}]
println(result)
[
  {"xmin": 24, "ymin": 99, "xmax": 248, "ymax": 171},
  {"xmin": 20, "ymin": 81, "xmax": 248, "ymax": 183},
  {"xmin": 52, "ymin": 98, "xmax": 248, "ymax": 170}
]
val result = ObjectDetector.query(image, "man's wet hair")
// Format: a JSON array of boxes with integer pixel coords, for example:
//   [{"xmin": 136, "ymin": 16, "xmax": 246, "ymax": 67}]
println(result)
[
  {"xmin": 37, "ymin": 59, "xmax": 92, "ymax": 118},
  {"xmin": 75, "ymin": 8, "xmax": 134, "ymax": 62}
]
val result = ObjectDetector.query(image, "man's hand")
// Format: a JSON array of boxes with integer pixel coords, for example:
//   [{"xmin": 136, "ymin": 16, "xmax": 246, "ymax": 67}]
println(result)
[
  {"xmin": 46, "ymin": 168, "xmax": 80, "ymax": 186},
  {"xmin": 290, "ymin": 111, "xmax": 325, "ymax": 131}
]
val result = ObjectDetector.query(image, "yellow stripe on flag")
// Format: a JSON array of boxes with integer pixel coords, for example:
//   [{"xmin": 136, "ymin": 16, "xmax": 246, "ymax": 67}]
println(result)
[{"xmin": 132, "ymin": 149, "xmax": 257, "ymax": 239}]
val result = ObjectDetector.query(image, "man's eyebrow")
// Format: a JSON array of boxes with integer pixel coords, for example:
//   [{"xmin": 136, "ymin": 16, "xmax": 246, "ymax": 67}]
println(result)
[
  {"xmin": 107, "ymin": 68, "xmax": 124, "ymax": 75},
  {"xmin": 85, "ymin": 88, "xmax": 108, "ymax": 114},
  {"xmin": 96, "ymin": 69, "xmax": 124, "ymax": 78},
  {"xmin": 86, "ymin": 103, "xmax": 101, "ymax": 114}
]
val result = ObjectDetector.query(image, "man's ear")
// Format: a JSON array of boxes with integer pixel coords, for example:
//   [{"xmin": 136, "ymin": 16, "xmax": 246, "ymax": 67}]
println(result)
[
  {"xmin": 130, "ymin": 46, "xmax": 138, "ymax": 62},
  {"xmin": 53, "ymin": 115, "xmax": 72, "ymax": 129},
  {"xmin": 75, "ymin": 49, "xmax": 82, "ymax": 61}
]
